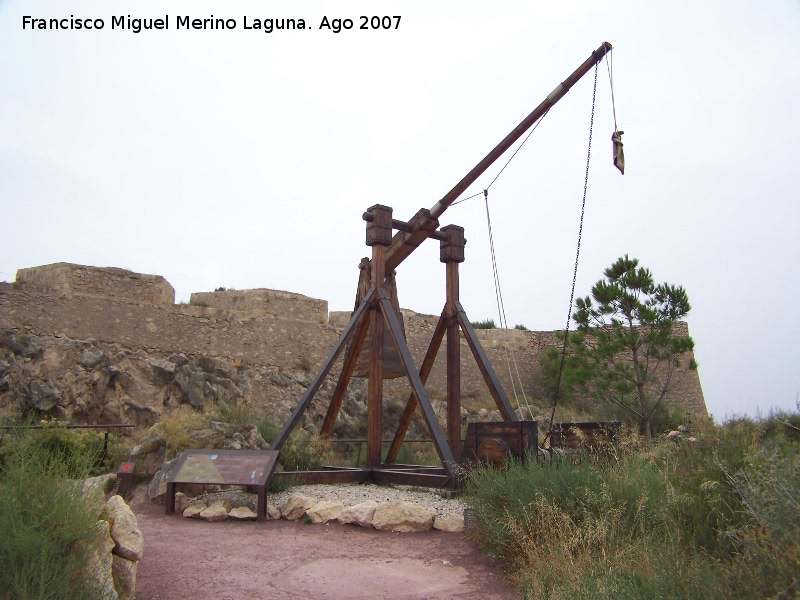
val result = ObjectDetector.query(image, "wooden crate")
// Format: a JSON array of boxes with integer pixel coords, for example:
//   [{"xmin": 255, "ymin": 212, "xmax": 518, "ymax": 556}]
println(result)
[{"xmin": 462, "ymin": 421, "xmax": 538, "ymax": 469}]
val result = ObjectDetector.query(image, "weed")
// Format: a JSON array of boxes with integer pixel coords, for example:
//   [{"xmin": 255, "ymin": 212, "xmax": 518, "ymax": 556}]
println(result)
[
  {"xmin": 0, "ymin": 430, "xmax": 105, "ymax": 599},
  {"xmin": 471, "ymin": 318, "xmax": 496, "ymax": 330},
  {"xmin": 463, "ymin": 410, "xmax": 800, "ymax": 599}
]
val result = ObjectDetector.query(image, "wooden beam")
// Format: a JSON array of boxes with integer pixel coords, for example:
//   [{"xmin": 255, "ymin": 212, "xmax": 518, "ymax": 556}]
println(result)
[
  {"xmin": 455, "ymin": 301, "xmax": 518, "ymax": 421},
  {"xmin": 373, "ymin": 469, "xmax": 456, "ymax": 489},
  {"xmin": 385, "ymin": 309, "xmax": 447, "ymax": 464},
  {"xmin": 445, "ymin": 261, "xmax": 462, "ymax": 461},
  {"xmin": 274, "ymin": 469, "xmax": 372, "ymax": 485},
  {"xmin": 272, "ymin": 289, "xmax": 375, "ymax": 450},
  {"xmin": 319, "ymin": 303, "xmax": 371, "ymax": 440},
  {"xmin": 378, "ymin": 289, "xmax": 459, "ymax": 477},
  {"xmin": 367, "ymin": 248, "xmax": 386, "ymax": 468}
]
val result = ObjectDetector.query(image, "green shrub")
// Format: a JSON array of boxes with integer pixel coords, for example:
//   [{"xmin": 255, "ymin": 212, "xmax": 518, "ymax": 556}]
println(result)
[
  {"xmin": 471, "ymin": 318, "xmax": 496, "ymax": 330},
  {"xmin": 0, "ymin": 431, "xmax": 104, "ymax": 599},
  {"xmin": 463, "ymin": 411, "xmax": 800, "ymax": 599}
]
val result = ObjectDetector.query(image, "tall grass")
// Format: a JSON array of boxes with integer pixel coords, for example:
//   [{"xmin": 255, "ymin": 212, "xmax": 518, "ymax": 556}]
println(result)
[
  {"xmin": 464, "ymin": 412, "xmax": 800, "ymax": 599},
  {"xmin": 0, "ymin": 430, "xmax": 105, "ymax": 600}
]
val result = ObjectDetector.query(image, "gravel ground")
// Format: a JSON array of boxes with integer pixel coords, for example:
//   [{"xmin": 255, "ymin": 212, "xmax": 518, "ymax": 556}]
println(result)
[{"xmin": 192, "ymin": 483, "xmax": 467, "ymax": 520}]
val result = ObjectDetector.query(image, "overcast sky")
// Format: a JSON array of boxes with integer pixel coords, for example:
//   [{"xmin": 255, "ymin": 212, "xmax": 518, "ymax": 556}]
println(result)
[{"xmin": 1, "ymin": 0, "xmax": 798, "ymax": 421}]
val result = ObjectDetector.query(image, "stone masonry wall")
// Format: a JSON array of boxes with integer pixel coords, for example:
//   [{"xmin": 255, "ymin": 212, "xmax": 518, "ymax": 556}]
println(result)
[
  {"xmin": 16, "ymin": 263, "xmax": 174, "ymax": 305},
  {"xmin": 0, "ymin": 264, "xmax": 707, "ymax": 430},
  {"xmin": 189, "ymin": 289, "xmax": 328, "ymax": 324}
]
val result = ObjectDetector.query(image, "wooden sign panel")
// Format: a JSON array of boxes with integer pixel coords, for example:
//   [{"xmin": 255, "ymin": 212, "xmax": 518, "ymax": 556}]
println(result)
[
  {"xmin": 166, "ymin": 449, "xmax": 280, "ymax": 522},
  {"xmin": 170, "ymin": 450, "xmax": 278, "ymax": 486}
]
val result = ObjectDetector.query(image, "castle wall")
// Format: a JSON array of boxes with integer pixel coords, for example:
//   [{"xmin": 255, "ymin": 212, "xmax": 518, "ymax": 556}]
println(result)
[
  {"xmin": 1, "ymin": 264, "xmax": 707, "ymax": 422},
  {"xmin": 16, "ymin": 263, "xmax": 174, "ymax": 305},
  {"xmin": 189, "ymin": 289, "xmax": 328, "ymax": 324}
]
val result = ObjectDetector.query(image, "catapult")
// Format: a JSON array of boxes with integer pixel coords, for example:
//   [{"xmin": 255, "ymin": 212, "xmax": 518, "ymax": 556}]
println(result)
[{"xmin": 272, "ymin": 42, "xmax": 615, "ymax": 490}]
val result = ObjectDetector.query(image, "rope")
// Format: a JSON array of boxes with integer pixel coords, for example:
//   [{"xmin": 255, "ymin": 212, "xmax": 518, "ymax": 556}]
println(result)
[
  {"xmin": 544, "ymin": 62, "xmax": 598, "ymax": 446},
  {"xmin": 605, "ymin": 49, "xmax": 618, "ymax": 132},
  {"xmin": 450, "ymin": 108, "xmax": 551, "ymax": 208},
  {"xmin": 483, "ymin": 189, "xmax": 536, "ymax": 419}
]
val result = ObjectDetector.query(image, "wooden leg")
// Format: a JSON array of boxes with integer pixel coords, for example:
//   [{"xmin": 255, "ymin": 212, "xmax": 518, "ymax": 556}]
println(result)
[
  {"xmin": 455, "ymin": 301, "xmax": 518, "ymax": 421},
  {"xmin": 320, "ymin": 308, "xmax": 371, "ymax": 440},
  {"xmin": 272, "ymin": 289, "xmax": 376, "ymax": 451},
  {"xmin": 378, "ymin": 290, "xmax": 458, "ymax": 477},
  {"xmin": 385, "ymin": 309, "xmax": 447, "ymax": 464}
]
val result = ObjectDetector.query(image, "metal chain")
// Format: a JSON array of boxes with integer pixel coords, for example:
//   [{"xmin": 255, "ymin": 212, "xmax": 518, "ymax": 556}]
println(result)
[{"xmin": 544, "ymin": 62, "xmax": 598, "ymax": 446}]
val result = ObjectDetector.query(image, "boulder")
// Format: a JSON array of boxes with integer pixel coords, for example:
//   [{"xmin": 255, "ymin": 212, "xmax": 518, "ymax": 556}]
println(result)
[
  {"xmin": 282, "ymin": 493, "xmax": 318, "ymax": 521},
  {"xmin": 248, "ymin": 427, "xmax": 270, "ymax": 450},
  {"xmin": 147, "ymin": 458, "xmax": 176, "ymax": 503},
  {"xmin": 228, "ymin": 506, "xmax": 258, "ymax": 520},
  {"xmin": 340, "ymin": 500, "xmax": 379, "ymax": 527},
  {"xmin": 130, "ymin": 429, "xmax": 166, "ymax": 460},
  {"xmin": 371, "ymin": 501, "xmax": 435, "ymax": 533},
  {"xmin": 103, "ymin": 495, "xmax": 144, "ymax": 562},
  {"xmin": 267, "ymin": 502, "xmax": 281, "ymax": 520},
  {"xmin": 200, "ymin": 500, "xmax": 232, "ymax": 521},
  {"xmin": 306, "ymin": 500, "xmax": 344, "ymax": 524},
  {"xmin": 183, "ymin": 503, "xmax": 207, "ymax": 518},
  {"xmin": 83, "ymin": 473, "xmax": 117, "ymax": 496},
  {"xmin": 27, "ymin": 378, "xmax": 61, "ymax": 411},
  {"xmin": 85, "ymin": 519, "xmax": 118, "ymax": 600},
  {"xmin": 78, "ymin": 347, "xmax": 107, "ymax": 369},
  {"xmin": 174, "ymin": 492, "xmax": 190, "ymax": 514},
  {"xmin": 433, "ymin": 516, "xmax": 465, "ymax": 533},
  {"xmin": 112, "ymin": 555, "xmax": 138, "ymax": 600}
]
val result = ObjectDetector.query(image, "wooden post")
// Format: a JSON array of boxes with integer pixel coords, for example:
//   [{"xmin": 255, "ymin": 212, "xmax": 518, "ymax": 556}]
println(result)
[
  {"xmin": 365, "ymin": 204, "xmax": 392, "ymax": 468},
  {"xmin": 441, "ymin": 225, "xmax": 466, "ymax": 461}
]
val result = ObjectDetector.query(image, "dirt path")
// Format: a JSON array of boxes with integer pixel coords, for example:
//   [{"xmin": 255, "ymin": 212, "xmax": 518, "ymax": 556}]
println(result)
[{"xmin": 132, "ymin": 502, "xmax": 518, "ymax": 600}]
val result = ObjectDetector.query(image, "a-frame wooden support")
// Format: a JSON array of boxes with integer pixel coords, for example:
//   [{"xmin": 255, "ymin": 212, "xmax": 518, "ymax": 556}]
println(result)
[{"xmin": 272, "ymin": 204, "xmax": 519, "ymax": 490}]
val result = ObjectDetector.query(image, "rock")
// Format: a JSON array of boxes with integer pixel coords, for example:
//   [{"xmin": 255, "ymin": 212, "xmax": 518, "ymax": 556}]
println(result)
[
  {"xmin": 83, "ymin": 473, "xmax": 117, "ymax": 496},
  {"xmin": 371, "ymin": 501, "xmax": 435, "ymax": 532},
  {"xmin": 228, "ymin": 506, "xmax": 258, "ymax": 520},
  {"xmin": 267, "ymin": 502, "xmax": 281, "ymax": 520},
  {"xmin": 147, "ymin": 458, "xmax": 176, "ymax": 503},
  {"xmin": 168, "ymin": 353, "xmax": 189, "ymax": 367},
  {"xmin": 198, "ymin": 356, "xmax": 234, "ymax": 378},
  {"xmin": 433, "ymin": 515, "xmax": 465, "ymax": 532},
  {"xmin": 130, "ymin": 429, "xmax": 166, "ymax": 459},
  {"xmin": 148, "ymin": 358, "xmax": 176, "ymax": 383},
  {"xmin": 200, "ymin": 500, "xmax": 232, "ymax": 521},
  {"xmin": 27, "ymin": 378, "xmax": 61, "ymax": 411},
  {"xmin": 183, "ymin": 503, "xmax": 207, "ymax": 518},
  {"xmin": 174, "ymin": 492, "xmax": 190, "ymax": 514},
  {"xmin": 103, "ymin": 495, "xmax": 144, "ymax": 562},
  {"xmin": 307, "ymin": 500, "xmax": 344, "ymax": 524},
  {"xmin": 248, "ymin": 427, "xmax": 270, "ymax": 450},
  {"xmin": 189, "ymin": 428, "xmax": 216, "ymax": 442},
  {"xmin": 112, "ymin": 555, "xmax": 138, "ymax": 600},
  {"xmin": 102, "ymin": 497, "xmax": 143, "ymax": 561},
  {"xmin": 210, "ymin": 421, "xmax": 233, "ymax": 435},
  {"xmin": 478, "ymin": 408, "xmax": 489, "ymax": 419},
  {"xmin": 282, "ymin": 493, "xmax": 318, "ymax": 520},
  {"xmin": 174, "ymin": 365, "xmax": 207, "ymax": 407},
  {"xmin": 85, "ymin": 519, "xmax": 118, "ymax": 600},
  {"xmin": 78, "ymin": 347, "xmax": 107, "ymax": 369},
  {"xmin": 340, "ymin": 500, "xmax": 379, "ymax": 527}
]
